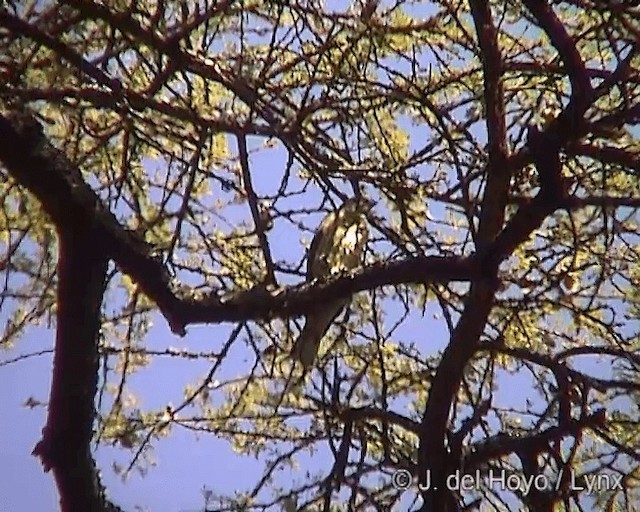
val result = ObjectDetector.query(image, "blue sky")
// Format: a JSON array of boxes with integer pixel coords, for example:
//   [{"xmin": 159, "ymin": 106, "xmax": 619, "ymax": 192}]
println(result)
[
  {"xmin": 0, "ymin": 233, "xmax": 442, "ymax": 512},
  {"xmin": 2, "ymin": 2, "xmax": 639, "ymax": 512},
  {"xmin": 0, "ymin": 107, "xmax": 633, "ymax": 512},
  {"xmin": 0, "ymin": 145, "xmax": 452, "ymax": 512}
]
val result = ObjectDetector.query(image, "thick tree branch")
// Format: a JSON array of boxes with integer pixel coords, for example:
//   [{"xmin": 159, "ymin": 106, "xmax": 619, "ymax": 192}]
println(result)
[
  {"xmin": 568, "ymin": 142, "xmax": 640, "ymax": 172},
  {"xmin": 0, "ymin": 112, "xmax": 186, "ymax": 333},
  {"xmin": 522, "ymin": 0, "xmax": 593, "ymax": 106},
  {"xmin": 0, "ymin": 111, "xmax": 484, "ymax": 335},
  {"xmin": 418, "ymin": 2, "xmax": 511, "ymax": 509},
  {"xmin": 1, "ymin": 3, "xmax": 638, "ymax": 511},
  {"xmin": 30, "ymin": 228, "xmax": 121, "ymax": 511},
  {"xmin": 464, "ymin": 410, "xmax": 607, "ymax": 476}
]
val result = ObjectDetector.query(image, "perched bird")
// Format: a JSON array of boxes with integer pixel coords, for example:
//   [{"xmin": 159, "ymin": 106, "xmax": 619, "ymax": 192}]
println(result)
[{"xmin": 291, "ymin": 197, "xmax": 371, "ymax": 369}]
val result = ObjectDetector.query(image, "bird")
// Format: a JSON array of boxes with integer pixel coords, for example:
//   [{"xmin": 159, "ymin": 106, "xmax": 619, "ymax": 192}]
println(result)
[{"xmin": 291, "ymin": 196, "xmax": 371, "ymax": 370}]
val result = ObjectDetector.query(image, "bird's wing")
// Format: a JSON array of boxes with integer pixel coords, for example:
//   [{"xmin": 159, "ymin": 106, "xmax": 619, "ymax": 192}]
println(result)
[{"xmin": 306, "ymin": 207, "xmax": 339, "ymax": 280}]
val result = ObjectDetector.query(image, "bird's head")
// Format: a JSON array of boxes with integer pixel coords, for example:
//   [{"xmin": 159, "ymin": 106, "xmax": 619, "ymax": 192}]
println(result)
[{"xmin": 339, "ymin": 196, "xmax": 374, "ymax": 223}]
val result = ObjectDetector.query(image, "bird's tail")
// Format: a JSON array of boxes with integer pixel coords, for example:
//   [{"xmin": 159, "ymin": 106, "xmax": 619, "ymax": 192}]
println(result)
[
  {"xmin": 291, "ymin": 324, "xmax": 323, "ymax": 370},
  {"xmin": 291, "ymin": 300, "xmax": 346, "ymax": 369}
]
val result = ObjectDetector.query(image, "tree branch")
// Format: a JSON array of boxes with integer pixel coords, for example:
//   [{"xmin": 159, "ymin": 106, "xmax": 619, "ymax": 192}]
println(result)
[
  {"xmin": 30, "ymin": 225, "xmax": 121, "ymax": 511},
  {"xmin": 0, "ymin": 111, "xmax": 484, "ymax": 335}
]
